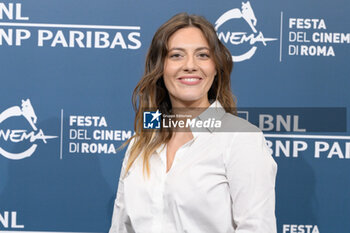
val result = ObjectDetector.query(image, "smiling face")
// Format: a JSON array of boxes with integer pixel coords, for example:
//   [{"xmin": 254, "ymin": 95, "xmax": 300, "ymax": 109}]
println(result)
[{"xmin": 163, "ymin": 27, "xmax": 217, "ymax": 108}]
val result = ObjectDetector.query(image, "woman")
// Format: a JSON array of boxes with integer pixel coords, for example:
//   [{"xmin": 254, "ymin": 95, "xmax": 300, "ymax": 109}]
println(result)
[{"xmin": 109, "ymin": 13, "xmax": 277, "ymax": 233}]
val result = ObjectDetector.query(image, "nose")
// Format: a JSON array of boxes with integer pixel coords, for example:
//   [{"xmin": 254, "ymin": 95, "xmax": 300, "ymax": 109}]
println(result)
[{"xmin": 183, "ymin": 55, "xmax": 198, "ymax": 72}]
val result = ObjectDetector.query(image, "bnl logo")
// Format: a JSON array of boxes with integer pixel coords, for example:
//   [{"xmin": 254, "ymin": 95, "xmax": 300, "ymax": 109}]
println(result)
[{"xmin": 143, "ymin": 110, "xmax": 161, "ymax": 129}]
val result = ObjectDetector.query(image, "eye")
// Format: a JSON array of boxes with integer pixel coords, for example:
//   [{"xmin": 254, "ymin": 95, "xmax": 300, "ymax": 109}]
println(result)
[
  {"xmin": 168, "ymin": 53, "xmax": 183, "ymax": 59},
  {"xmin": 197, "ymin": 52, "xmax": 210, "ymax": 59}
]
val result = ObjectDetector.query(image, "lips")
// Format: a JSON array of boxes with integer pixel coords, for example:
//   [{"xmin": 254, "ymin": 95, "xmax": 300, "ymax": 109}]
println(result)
[{"xmin": 177, "ymin": 76, "xmax": 202, "ymax": 85}]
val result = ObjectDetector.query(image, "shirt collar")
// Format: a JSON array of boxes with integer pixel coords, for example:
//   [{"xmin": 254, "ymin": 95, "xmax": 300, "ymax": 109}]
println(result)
[
  {"xmin": 155, "ymin": 143, "xmax": 166, "ymax": 155},
  {"xmin": 155, "ymin": 100, "xmax": 227, "ymax": 154},
  {"xmin": 191, "ymin": 100, "xmax": 226, "ymax": 137}
]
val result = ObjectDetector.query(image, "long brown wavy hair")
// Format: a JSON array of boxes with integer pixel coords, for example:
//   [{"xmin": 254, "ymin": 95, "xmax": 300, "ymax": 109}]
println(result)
[{"xmin": 124, "ymin": 12, "xmax": 236, "ymax": 177}]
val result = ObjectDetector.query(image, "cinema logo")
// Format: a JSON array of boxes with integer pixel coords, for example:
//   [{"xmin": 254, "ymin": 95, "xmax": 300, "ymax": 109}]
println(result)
[
  {"xmin": 0, "ymin": 99, "xmax": 57, "ymax": 160},
  {"xmin": 215, "ymin": 1, "xmax": 277, "ymax": 62}
]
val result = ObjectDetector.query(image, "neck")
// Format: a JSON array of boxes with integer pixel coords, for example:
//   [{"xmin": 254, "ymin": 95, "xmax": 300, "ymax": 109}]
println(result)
[
  {"xmin": 170, "ymin": 98, "xmax": 211, "ymax": 118},
  {"xmin": 171, "ymin": 98, "xmax": 210, "ymax": 109}
]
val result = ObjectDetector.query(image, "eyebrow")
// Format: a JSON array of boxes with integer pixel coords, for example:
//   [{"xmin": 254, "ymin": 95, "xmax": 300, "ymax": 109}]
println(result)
[{"xmin": 168, "ymin": 47, "xmax": 210, "ymax": 52}]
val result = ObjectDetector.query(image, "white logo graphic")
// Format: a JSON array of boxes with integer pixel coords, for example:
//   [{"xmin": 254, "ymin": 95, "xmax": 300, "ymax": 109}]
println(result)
[
  {"xmin": 150, "ymin": 110, "xmax": 162, "ymax": 123},
  {"xmin": 0, "ymin": 99, "xmax": 57, "ymax": 160},
  {"xmin": 143, "ymin": 110, "xmax": 161, "ymax": 129},
  {"xmin": 215, "ymin": 1, "xmax": 277, "ymax": 62}
]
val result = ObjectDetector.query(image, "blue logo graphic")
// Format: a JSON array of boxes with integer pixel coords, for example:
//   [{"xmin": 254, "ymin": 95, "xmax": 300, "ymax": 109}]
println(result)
[{"xmin": 143, "ymin": 110, "xmax": 161, "ymax": 129}]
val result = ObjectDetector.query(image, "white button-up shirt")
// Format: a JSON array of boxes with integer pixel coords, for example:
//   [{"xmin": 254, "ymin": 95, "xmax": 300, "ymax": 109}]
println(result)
[{"xmin": 109, "ymin": 101, "xmax": 277, "ymax": 233}]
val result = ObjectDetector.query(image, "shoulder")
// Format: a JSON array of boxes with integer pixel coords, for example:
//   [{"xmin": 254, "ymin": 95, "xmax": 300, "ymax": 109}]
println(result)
[
  {"xmin": 120, "ymin": 136, "xmax": 139, "ymax": 179},
  {"xmin": 217, "ymin": 114, "xmax": 277, "ymax": 172},
  {"xmin": 216, "ymin": 113, "xmax": 273, "ymax": 160},
  {"xmin": 122, "ymin": 136, "xmax": 139, "ymax": 167},
  {"xmin": 126, "ymin": 136, "xmax": 137, "ymax": 151}
]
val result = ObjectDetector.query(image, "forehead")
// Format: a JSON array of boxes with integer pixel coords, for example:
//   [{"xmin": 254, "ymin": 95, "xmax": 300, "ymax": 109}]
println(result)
[{"xmin": 167, "ymin": 27, "xmax": 210, "ymax": 49}]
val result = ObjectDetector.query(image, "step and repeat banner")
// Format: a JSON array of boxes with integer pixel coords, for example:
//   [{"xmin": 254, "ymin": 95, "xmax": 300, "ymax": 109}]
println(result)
[{"xmin": 0, "ymin": 0, "xmax": 349, "ymax": 233}]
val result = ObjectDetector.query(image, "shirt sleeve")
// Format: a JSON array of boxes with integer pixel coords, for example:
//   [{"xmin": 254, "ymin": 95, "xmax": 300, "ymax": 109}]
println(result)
[
  {"xmin": 109, "ymin": 139, "xmax": 136, "ymax": 233},
  {"xmin": 224, "ymin": 132, "xmax": 277, "ymax": 233}
]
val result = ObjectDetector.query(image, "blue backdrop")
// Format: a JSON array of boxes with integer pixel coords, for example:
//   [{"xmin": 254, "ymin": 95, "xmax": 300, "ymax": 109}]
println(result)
[{"xmin": 0, "ymin": 0, "xmax": 349, "ymax": 232}]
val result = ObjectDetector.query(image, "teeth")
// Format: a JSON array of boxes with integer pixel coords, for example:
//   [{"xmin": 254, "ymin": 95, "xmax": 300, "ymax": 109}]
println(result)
[{"xmin": 182, "ymin": 78, "xmax": 199, "ymax": 81}]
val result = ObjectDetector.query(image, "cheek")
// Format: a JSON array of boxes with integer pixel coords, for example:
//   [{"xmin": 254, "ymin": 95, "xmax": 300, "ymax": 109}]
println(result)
[
  {"xmin": 163, "ymin": 76, "xmax": 173, "ymax": 92},
  {"xmin": 162, "ymin": 76, "xmax": 174, "ymax": 97},
  {"xmin": 205, "ymin": 76, "xmax": 215, "ymax": 92},
  {"xmin": 203, "ymin": 64, "xmax": 217, "ymax": 91},
  {"xmin": 163, "ymin": 61, "xmax": 178, "ymax": 78},
  {"xmin": 207, "ymin": 62, "xmax": 217, "ymax": 77},
  {"xmin": 198, "ymin": 59, "xmax": 217, "ymax": 77},
  {"xmin": 163, "ymin": 61, "xmax": 179, "ymax": 88}
]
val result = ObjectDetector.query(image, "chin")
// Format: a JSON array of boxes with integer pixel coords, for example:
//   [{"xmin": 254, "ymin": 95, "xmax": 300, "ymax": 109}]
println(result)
[{"xmin": 175, "ymin": 95, "xmax": 206, "ymax": 104}]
